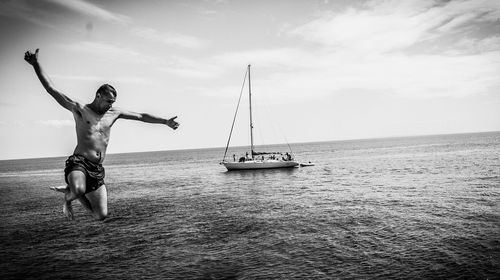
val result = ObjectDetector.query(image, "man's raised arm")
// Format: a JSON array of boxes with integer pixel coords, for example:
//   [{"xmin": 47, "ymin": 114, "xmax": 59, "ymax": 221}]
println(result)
[
  {"xmin": 118, "ymin": 110, "xmax": 180, "ymax": 130},
  {"xmin": 24, "ymin": 49, "xmax": 77, "ymax": 111}
]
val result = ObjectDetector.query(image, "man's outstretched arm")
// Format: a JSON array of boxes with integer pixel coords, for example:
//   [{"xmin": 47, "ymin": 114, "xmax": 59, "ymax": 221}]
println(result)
[
  {"xmin": 24, "ymin": 49, "xmax": 77, "ymax": 111},
  {"xmin": 118, "ymin": 110, "xmax": 180, "ymax": 130}
]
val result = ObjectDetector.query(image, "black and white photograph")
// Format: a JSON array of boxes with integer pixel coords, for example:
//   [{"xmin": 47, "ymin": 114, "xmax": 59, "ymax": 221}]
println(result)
[{"xmin": 0, "ymin": 0, "xmax": 499, "ymax": 279}]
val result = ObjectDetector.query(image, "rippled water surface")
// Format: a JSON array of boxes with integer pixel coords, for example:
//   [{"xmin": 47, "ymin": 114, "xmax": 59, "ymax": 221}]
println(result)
[{"xmin": 1, "ymin": 132, "xmax": 499, "ymax": 279}]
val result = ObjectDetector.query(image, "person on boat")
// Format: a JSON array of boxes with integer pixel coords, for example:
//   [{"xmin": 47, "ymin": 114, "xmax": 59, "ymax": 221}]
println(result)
[{"xmin": 24, "ymin": 48, "xmax": 179, "ymax": 221}]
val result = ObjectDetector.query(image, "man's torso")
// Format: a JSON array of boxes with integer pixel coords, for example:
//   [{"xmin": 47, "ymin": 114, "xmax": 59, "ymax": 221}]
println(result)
[{"xmin": 72, "ymin": 104, "xmax": 119, "ymax": 164}]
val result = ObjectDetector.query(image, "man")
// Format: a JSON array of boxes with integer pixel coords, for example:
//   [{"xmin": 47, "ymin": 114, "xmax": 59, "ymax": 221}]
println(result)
[{"xmin": 24, "ymin": 48, "xmax": 180, "ymax": 221}]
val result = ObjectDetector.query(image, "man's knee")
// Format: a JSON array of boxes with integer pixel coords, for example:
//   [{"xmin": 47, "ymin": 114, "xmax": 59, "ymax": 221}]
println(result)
[
  {"xmin": 66, "ymin": 184, "xmax": 85, "ymax": 199},
  {"xmin": 67, "ymin": 172, "xmax": 87, "ymax": 196},
  {"xmin": 65, "ymin": 185, "xmax": 85, "ymax": 201}
]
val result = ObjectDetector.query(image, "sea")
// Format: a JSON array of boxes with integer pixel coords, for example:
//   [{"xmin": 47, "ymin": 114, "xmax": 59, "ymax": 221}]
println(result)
[{"xmin": 0, "ymin": 132, "xmax": 499, "ymax": 280}]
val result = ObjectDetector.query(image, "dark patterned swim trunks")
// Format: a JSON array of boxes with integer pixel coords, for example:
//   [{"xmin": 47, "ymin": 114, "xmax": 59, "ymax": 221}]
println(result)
[{"xmin": 64, "ymin": 154, "xmax": 105, "ymax": 194}]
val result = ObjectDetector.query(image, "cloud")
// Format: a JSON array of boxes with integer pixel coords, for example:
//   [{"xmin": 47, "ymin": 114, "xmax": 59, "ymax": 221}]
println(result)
[
  {"xmin": 0, "ymin": 121, "xmax": 28, "ymax": 128},
  {"xmin": 289, "ymin": 0, "xmax": 500, "ymax": 54},
  {"xmin": 51, "ymin": 74, "xmax": 156, "ymax": 86},
  {"xmin": 46, "ymin": 0, "xmax": 129, "ymax": 24},
  {"xmin": 64, "ymin": 41, "xmax": 156, "ymax": 64},
  {"xmin": 207, "ymin": 46, "xmax": 500, "ymax": 100},
  {"xmin": 36, "ymin": 120, "xmax": 74, "ymax": 127},
  {"xmin": 290, "ymin": 1, "xmax": 431, "ymax": 53},
  {"xmin": 214, "ymin": 48, "xmax": 312, "ymax": 68},
  {"xmin": 54, "ymin": 0, "xmax": 500, "ymax": 101},
  {"xmin": 237, "ymin": 0, "xmax": 498, "ymax": 100},
  {"xmin": 132, "ymin": 27, "xmax": 207, "ymax": 49},
  {"xmin": 0, "ymin": 0, "xmax": 129, "ymax": 27},
  {"xmin": 0, "ymin": 0, "xmax": 57, "ymax": 28},
  {"xmin": 62, "ymin": 41, "xmax": 220, "ymax": 79},
  {"xmin": 435, "ymin": 11, "xmax": 478, "ymax": 33},
  {"xmin": 156, "ymin": 52, "xmax": 225, "ymax": 79},
  {"xmin": 159, "ymin": 65, "xmax": 221, "ymax": 79}
]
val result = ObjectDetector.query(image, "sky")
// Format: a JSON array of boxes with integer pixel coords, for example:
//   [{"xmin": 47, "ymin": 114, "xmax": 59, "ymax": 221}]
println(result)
[{"xmin": 0, "ymin": 0, "xmax": 499, "ymax": 160}]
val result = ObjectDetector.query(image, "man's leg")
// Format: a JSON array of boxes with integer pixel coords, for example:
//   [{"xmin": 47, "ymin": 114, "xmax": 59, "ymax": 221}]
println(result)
[
  {"xmin": 50, "ymin": 185, "xmax": 68, "ymax": 192},
  {"xmin": 51, "ymin": 186, "xmax": 93, "ymax": 213},
  {"xmin": 85, "ymin": 185, "xmax": 108, "ymax": 220},
  {"xmin": 63, "ymin": 170, "xmax": 87, "ymax": 220},
  {"xmin": 52, "ymin": 171, "xmax": 107, "ymax": 220}
]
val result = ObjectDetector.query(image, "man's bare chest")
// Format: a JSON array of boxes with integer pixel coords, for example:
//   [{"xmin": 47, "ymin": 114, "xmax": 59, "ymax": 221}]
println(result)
[{"xmin": 74, "ymin": 108, "xmax": 115, "ymax": 133}]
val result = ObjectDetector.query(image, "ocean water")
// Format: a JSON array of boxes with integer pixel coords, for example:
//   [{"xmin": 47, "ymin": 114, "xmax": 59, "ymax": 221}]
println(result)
[{"xmin": 0, "ymin": 132, "xmax": 499, "ymax": 279}]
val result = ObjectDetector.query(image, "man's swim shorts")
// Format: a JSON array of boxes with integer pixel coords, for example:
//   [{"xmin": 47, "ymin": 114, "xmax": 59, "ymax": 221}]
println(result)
[{"xmin": 64, "ymin": 154, "xmax": 105, "ymax": 194}]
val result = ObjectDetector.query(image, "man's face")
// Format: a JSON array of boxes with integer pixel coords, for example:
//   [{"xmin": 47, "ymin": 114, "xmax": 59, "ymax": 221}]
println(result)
[{"xmin": 97, "ymin": 93, "xmax": 116, "ymax": 113}]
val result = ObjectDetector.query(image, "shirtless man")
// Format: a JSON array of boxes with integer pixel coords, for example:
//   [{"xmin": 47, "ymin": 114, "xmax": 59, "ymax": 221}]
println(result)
[{"xmin": 24, "ymin": 48, "xmax": 180, "ymax": 221}]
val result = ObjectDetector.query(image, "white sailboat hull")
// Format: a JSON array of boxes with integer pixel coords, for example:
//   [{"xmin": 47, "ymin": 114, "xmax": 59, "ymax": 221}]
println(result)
[{"xmin": 222, "ymin": 160, "xmax": 298, "ymax": 171}]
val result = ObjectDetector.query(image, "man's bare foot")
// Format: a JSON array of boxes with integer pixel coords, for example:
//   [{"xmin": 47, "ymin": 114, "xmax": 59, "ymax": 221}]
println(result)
[
  {"xmin": 63, "ymin": 202, "xmax": 74, "ymax": 220},
  {"xmin": 50, "ymin": 185, "xmax": 69, "ymax": 193}
]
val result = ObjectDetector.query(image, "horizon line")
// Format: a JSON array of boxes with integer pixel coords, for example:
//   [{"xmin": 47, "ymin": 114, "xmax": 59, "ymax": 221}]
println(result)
[{"xmin": 0, "ymin": 130, "xmax": 498, "ymax": 162}]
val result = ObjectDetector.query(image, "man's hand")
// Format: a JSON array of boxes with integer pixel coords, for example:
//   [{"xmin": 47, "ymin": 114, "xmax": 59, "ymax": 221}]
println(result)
[
  {"xmin": 166, "ymin": 116, "xmax": 179, "ymax": 130},
  {"xmin": 24, "ymin": 48, "xmax": 39, "ymax": 65}
]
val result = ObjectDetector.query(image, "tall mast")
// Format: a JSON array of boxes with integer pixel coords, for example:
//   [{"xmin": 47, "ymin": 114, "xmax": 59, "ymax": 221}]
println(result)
[{"xmin": 248, "ymin": 64, "xmax": 254, "ymax": 160}]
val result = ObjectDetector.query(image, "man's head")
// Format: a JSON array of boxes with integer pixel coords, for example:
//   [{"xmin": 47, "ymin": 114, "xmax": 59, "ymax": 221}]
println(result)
[{"xmin": 93, "ymin": 84, "xmax": 117, "ymax": 113}]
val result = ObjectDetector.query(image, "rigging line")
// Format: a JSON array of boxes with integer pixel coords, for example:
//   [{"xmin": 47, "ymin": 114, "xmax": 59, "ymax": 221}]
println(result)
[
  {"xmin": 222, "ymin": 68, "xmax": 248, "ymax": 163},
  {"xmin": 263, "ymin": 101, "xmax": 296, "ymax": 158},
  {"xmin": 260, "ymin": 94, "xmax": 295, "ymax": 158},
  {"xmin": 253, "ymin": 93, "xmax": 266, "ymax": 149},
  {"xmin": 261, "ymin": 96, "xmax": 278, "ymax": 146},
  {"xmin": 277, "ymin": 123, "xmax": 296, "ymax": 158},
  {"xmin": 284, "ymin": 134, "xmax": 296, "ymax": 159}
]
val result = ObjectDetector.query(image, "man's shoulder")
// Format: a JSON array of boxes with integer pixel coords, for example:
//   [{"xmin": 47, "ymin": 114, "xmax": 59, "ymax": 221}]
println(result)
[
  {"xmin": 104, "ymin": 107, "xmax": 124, "ymax": 120},
  {"xmin": 70, "ymin": 102, "xmax": 86, "ymax": 113},
  {"xmin": 108, "ymin": 107, "xmax": 123, "ymax": 114}
]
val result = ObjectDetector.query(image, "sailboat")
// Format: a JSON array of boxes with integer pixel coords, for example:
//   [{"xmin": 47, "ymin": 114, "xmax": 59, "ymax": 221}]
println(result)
[{"xmin": 220, "ymin": 65, "xmax": 299, "ymax": 171}]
